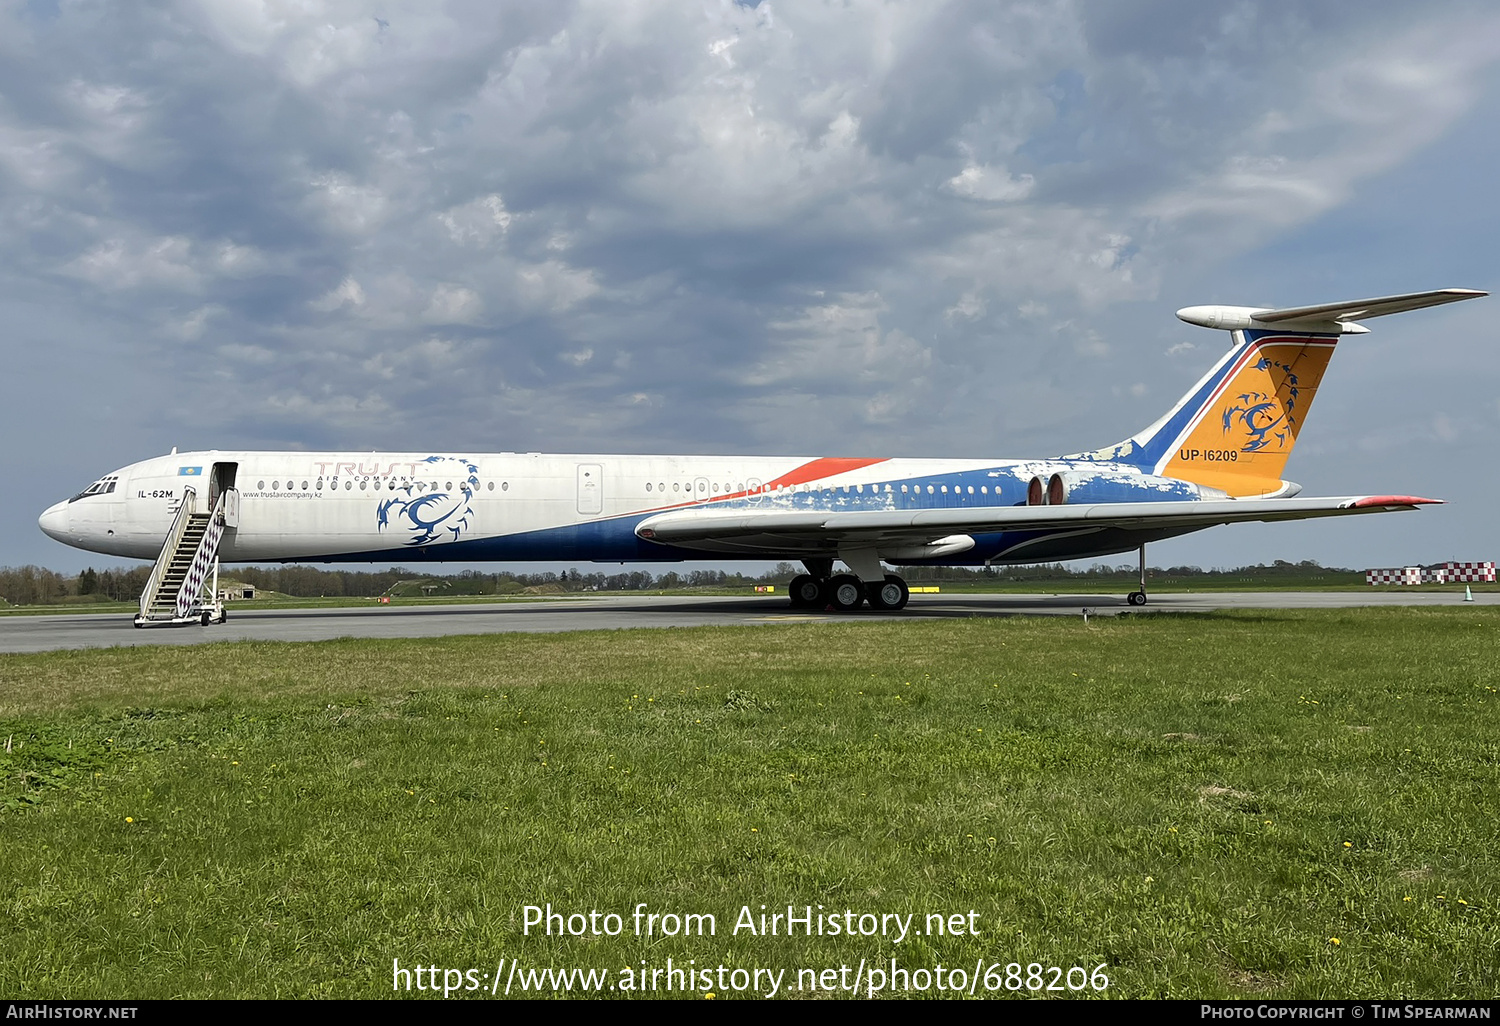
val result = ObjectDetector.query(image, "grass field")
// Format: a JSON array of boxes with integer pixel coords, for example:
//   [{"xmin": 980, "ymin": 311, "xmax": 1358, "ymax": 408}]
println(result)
[{"xmin": 1, "ymin": 608, "xmax": 1496, "ymax": 999}]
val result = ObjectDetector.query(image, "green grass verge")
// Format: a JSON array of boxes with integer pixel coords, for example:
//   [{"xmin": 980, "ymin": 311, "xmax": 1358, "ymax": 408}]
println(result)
[{"xmin": 1, "ymin": 608, "xmax": 1496, "ymax": 999}]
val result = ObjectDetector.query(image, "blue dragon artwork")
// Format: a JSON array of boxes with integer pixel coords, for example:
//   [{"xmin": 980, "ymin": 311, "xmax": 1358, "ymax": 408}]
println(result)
[
  {"xmin": 1221, "ymin": 358, "xmax": 1299, "ymax": 453},
  {"xmin": 375, "ymin": 456, "xmax": 480, "ymax": 545}
]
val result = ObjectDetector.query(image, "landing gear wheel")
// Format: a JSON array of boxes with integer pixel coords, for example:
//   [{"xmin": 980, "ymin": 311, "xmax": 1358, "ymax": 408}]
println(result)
[
  {"xmin": 866, "ymin": 574, "xmax": 910, "ymax": 611},
  {"xmin": 825, "ymin": 574, "xmax": 865, "ymax": 611},
  {"xmin": 1127, "ymin": 591, "xmax": 1147, "ymax": 606},
  {"xmin": 788, "ymin": 574, "xmax": 823, "ymax": 608}
]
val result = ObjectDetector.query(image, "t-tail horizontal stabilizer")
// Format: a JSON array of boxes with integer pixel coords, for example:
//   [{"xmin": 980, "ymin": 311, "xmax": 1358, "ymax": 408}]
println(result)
[{"xmin": 1177, "ymin": 288, "xmax": 1486, "ymax": 335}]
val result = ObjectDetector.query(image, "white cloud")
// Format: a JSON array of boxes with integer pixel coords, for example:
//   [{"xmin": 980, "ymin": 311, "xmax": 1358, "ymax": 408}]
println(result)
[
  {"xmin": 174, "ymin": 305, "xmax": 224, "ymax": 340},
  {"xmin": 515, "ymin": 260, "xmax": 598, "ymax": 313},
  {"xmin": 308, "ymin": 173, "xmax": 388, "ymax": 235},
  {"xmin": 424, "ymin": 283, "xmax": 482, "ymax": 325},
  {"xmin": 944, "ymin": 292, "xmax": 986, "ymax": 322},
  {"xmin": 946, "ymin": 164, "xmax": 1035, "ymax": 203},
  {"xmin": 0, "ymin": 123, "xmax": 72, "ymax": 192},
  {"xmin": 1143, "ymin": 22, "xmax": 1500, "ymax": 248},
  {"xmin": 63, "ymin": 235, "xmax": 200, "ymax": 291},
  {"xmin": 750, "ymin": 292, "xmax": 932, "ymax": 399},
  {"xmin": 264, "ymin": 389, "xmax": 393, "ymax": 427},
  {"xmin": 439, "ymin": 194, "xmax": 513, "ymax": 247},
  {"xmin": 186, "ymin": 0, "xmax": 385, "ymax": 87},
  {"xmin": 212, "ymin": 242, "xmax": 272, "ymax": 277},
  {"xmin": 218, "ymin": 342, "xmax": 277, "ymax": 364},
  {"xmin": 311, "ymin": 277, "xmax": 366, "ymax": 312}
]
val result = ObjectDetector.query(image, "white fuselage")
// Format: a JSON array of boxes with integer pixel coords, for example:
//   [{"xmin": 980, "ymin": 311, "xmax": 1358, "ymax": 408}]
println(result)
[{"xmin": 38, "ymin": 448, "xmax": 1210, "ymax": 567}]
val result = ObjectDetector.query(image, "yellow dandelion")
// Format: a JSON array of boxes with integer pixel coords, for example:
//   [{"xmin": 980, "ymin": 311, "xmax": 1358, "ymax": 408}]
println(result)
[
  {"xmin": 125, "ymin": 817, "xmax": 134, "ymax": 823},
  {"xmin": 1403, "ymin": 896, "xmax": 1413, "ymax": 902},
  {"xmin": 704, "ymin": 993, "xmax": 716, "ymax": 1000},
  {"xmin": 1343, "ymin": 842, "xmax": 1352, "ymax": 848},
  {"xmin": 1328, "ymin": 937, "xmax": 1341, "ymax": 946}
]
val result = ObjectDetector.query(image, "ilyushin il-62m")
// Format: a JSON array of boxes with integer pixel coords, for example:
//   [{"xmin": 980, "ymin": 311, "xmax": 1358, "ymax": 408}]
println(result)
[{"xmin": 38, "ymin": 288, "xmax": 1483, "ymax": 626}]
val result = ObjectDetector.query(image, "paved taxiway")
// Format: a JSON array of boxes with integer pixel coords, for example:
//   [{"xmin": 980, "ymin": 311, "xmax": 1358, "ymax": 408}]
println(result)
[{"xmin": 1, "ymin": 590, "xmax": 1494, "ymax": 653}]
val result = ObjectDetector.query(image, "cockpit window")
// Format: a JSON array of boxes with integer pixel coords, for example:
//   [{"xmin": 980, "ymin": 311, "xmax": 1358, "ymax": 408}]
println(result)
[{"xmin": 69, "ymin": 476, "xmax": 118, "ymax": 503}]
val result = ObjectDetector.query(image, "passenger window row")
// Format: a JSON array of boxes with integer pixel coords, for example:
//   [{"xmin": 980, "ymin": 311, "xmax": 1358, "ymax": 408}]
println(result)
[
  {"xmin": 640, "ymin": 480, "xmax": 1000, "ymax": 498},
  {"xmin": 241, "ymin": 475, "xmax": 1000, "ymax": 498},
  {"xmin": 252, "ymin": 479, "xmax": 511, "ymax": 493}
]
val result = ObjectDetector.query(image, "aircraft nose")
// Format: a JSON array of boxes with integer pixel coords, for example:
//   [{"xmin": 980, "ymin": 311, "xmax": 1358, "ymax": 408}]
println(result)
[{"xmin": 38, "ymin": 501, "xmax": 70, "ymax": 542}]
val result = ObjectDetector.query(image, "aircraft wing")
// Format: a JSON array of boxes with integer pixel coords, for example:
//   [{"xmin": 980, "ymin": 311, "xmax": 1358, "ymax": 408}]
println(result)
[{"xmin": 634, "ymin": 495, "xmax": 1439, "ymax": 555}]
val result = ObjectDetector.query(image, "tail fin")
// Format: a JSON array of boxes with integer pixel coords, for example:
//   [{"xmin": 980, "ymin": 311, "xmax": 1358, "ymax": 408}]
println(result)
[
  {"xmin": 1070, "ymin": 288, "xmax": 1485, "ymax": 498},
  {"xmin": 1130, "ymin": 329, "xmax": 1339, "ymax": 497}
]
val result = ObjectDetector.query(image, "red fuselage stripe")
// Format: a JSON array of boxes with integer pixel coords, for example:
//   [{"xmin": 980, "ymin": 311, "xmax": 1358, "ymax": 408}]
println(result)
[{"xmin": 761, "ymin": 457, "xmax": 890, "ymax": 492}]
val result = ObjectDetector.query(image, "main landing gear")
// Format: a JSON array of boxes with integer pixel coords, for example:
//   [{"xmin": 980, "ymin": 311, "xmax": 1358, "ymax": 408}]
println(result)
[
  {"xmin": 788, "ymin": 559, "xmax": 911, "ymax": 612},
  {"xmin": 1126, "ymin": 544, "xmax": 1149, "ymax": 606}
]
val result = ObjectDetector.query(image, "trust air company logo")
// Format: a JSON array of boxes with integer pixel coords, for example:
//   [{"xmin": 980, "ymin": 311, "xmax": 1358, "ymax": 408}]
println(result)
[
  {"xmin": 376, "ymin": 456, "xmax": 480, "ymax": 546},
  {"xmin": 1219, "ymin": 357, "xmax": 1300, "ymax": 454}
]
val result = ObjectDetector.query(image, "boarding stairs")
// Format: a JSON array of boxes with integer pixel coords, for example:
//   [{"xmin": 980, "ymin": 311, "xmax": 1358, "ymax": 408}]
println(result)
[{"xmin": 135, "ymin": 486, "xmax": 234, "ymax": 627}]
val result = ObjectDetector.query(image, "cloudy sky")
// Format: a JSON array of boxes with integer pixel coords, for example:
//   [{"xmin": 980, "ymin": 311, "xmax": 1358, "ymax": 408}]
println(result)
[{"xmin": 4, "ymin": 0, "xmax": 1498, "ymax": 573}]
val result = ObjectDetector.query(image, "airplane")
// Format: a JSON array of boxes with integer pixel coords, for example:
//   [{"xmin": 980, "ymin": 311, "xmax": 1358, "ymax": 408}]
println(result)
[{"xmin": 37, "ymin": 287, "xmax": 1485, "ymax": 625}]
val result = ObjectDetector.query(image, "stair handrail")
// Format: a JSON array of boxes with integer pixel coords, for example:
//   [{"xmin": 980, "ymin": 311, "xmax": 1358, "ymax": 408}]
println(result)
[
  {"xmin": 138, "ymin": 487, "xmax": 197, "ymax": 619},
  {"xmin": 174, "ymin": 490, "xmax": 228, "ymax": 618}
]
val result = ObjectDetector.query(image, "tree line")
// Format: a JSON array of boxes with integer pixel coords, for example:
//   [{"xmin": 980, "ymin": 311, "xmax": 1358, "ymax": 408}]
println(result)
[
  {"xmin": 0, "ymin": 565, "xmax": 153, "ymax": 605},
  {"xmin": 0, "ymin": 558, "xmax": 1359, "ymax": 607}
]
